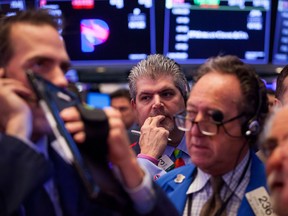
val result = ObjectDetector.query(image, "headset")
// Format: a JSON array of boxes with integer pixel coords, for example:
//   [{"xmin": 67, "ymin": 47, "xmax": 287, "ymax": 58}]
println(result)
[{"xmin": 242, "ymin": 79, "xmax": 263, "ymax": 137}]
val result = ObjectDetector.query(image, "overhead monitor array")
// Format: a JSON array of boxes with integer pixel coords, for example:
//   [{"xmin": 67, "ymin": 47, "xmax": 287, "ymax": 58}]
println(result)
[
  {"xmin": 0, "ymin": 0, "xmax": 26, "ymax": 16},
  {"xmin": 163, "ymin": 0, "xmax": 271, "ymax": 65},
  {"xmin": 37, "ymin": 0, "xmax": 156, "ymax": 66},
  {"xmin": 2, "ymin": 0, "xmax": 288, "ymax": 67},
  {"xmin": 272, "ymin": 0, "xmax": 288, "ymax": 65}
]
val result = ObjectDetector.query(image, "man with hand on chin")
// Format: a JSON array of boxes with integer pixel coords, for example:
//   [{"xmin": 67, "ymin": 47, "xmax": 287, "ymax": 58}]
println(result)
[{"xmin": 129, "ymin": 54, "xmax": 192, "ymax": 178}]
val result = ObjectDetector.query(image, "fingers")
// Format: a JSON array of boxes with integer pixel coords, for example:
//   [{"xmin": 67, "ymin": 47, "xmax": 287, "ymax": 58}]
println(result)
[
  {"xmin": 60, "ymin": 107, "xmax": 85, "ymax": 144},
  {"xmin": 144, "ymin": 115, "xmax": 166, "ymax": 127},
  {"xmin": 60, "ymin": 107, "xmax": 81, "ymax": 121},
  {"xmin": 73, "ymin": 132, "xmax": 86, "ymax": 144}
]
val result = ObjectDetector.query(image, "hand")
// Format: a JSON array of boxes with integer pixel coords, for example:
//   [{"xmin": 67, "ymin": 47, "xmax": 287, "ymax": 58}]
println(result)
[
  {"xmin": 139, "ymin": 115, "xmax": 169, "ymax": 158},
  {"xmin": 0, "ymin": 75, "xmax": 33, "ymax": 141},
  {"xmin": 60, "ymin": 107, "xmax": 86, "ymax": 143},
  {"xmin": 104, "ymin": 107, "xmax": 144, "ymax": 188}
]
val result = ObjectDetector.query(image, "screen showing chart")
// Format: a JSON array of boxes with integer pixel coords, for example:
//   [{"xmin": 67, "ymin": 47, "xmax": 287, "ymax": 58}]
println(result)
[
  {"xmin": 163, "ymin": 0, "xmax": 271, "ymax": 64},
  {"xmin": 37, "ymin": 0, "xmax": 156, "ymax": 66},
  {"xmin": 272, "ymin": 0, "xmax": 288, "ymax": 65}
]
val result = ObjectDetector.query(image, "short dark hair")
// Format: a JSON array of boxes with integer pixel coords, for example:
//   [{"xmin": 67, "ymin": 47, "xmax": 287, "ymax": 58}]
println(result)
[
  {"xmin": 275, "ymin": 65, "xmax": 288, "ymax": 101},
  {"xmin": 266, "ymin": 88, "xmax": 275, "ymax": 96},
  {"xmin": 0, "ymin": 9, "xmax": 61, "ymax": 67},
  {"xmin": 110, "ymin": 88, "xmax": 131, "ymax": 101},
  {"xmin": 194, "ymin": 55, "xmax": 269, "ymax": 145}
]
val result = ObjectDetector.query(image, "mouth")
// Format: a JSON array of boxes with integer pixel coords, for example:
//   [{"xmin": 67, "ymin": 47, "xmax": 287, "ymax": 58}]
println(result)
[{"xmin": 268, "ymin": 172, "xmax": 284, "ymax": 192}]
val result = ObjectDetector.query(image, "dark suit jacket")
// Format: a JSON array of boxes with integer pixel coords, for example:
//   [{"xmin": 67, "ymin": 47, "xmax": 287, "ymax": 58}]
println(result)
[
  {"xmin": 157, "ymin": 152, "xmax": 268, "ymax": 215},
  {"xmin": 0, "ymin": 134, "xmax": 179, "ymax": 216},
  {"xmin": 0, "ymin": 134, "xmax": 52, "ymax": 216}
]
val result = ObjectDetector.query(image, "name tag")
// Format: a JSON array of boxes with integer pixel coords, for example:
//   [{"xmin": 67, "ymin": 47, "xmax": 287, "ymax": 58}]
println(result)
[
  {"xmin": 158, "ymin": 155, "xmax": 174, "ymax": 171},
  {"xmin": 245, "ymin": 187, "xmax": 275, "ymax": 216}
]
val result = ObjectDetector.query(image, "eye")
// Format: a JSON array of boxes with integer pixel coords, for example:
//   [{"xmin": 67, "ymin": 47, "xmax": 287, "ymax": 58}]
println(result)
[
  {"xmin": 186, "ymin": 110, "xmax": 197, "ymax": 120},
  {"xmin": 262, "ymin": 138, "xmax": 278, "ymax": 158},
  {"xmin": 161, "ymin": 91, "xmax": 175, "ymax": 99},
  {"xmin": 29, "ymin": 58, "xmax": 53, "ymax": 74},
  {"xmin": 139, "ymin": 95, "xmax": 151, "ymax": 101}
]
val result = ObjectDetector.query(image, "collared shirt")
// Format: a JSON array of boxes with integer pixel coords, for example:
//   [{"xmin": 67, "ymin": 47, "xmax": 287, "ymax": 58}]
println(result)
[
  {"xmin": 183, "ymin": 151, "xmax": 251, "ymax": 216},
  {"xmin": 35, "ymin": 137, "xmax": 63, "ymax": 216},
  {"xmin": 137, "ymin": 136, "xmax": 191, "ymax": 178}
]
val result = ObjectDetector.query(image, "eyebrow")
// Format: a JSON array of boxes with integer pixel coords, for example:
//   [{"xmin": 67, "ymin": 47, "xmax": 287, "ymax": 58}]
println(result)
[{"xmin": 138, "ymin": 87, "xmax": 176, "ymax": 95}]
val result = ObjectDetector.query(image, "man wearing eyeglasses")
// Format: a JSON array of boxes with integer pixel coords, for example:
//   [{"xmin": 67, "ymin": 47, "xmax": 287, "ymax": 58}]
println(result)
[
  {"xmin": 259, "ymin": 105, "xmax": 288, "ymax": 216},
  {"xmin": 157, "ymin": 55, "xmax": 270, "ymax": 215}
]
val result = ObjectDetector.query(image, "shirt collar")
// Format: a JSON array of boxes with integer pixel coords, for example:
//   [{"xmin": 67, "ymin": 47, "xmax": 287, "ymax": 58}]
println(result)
[
  {"xmin": 186, "ymin": 150, "xmax": 251, "ymax": 200},
  {"xmin": 164, "ymin": 136, "xmax": 188, "ymax": 157}
]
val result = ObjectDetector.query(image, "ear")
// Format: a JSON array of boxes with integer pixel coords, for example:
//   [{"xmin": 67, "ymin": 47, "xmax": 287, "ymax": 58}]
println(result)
[
  {"xmin": 274, "ymin": 98, "xmax": 283, "ymax": 108},
  {"xmin": 0, "ymin": 68, "xmax": 5, "ymax": 78},
  {"xmin": 131, "ymin": 98, "xmax": 136, "ymax": 109}
]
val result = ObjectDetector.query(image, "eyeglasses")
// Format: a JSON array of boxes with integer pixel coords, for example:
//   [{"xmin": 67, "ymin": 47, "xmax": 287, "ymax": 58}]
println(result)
[{"xmin": 174, "ymin": 111, "xmax": 244, "ymax": 136}]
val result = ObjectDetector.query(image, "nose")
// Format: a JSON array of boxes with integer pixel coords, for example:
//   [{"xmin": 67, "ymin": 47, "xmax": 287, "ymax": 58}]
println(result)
[
  {"xmin": 49, "ymin": 67, "xmax": 68, "ymax": 88},
  {"xmin": 190, "ymin": 113, "xmax": 204, "ymax": 135},
  {"xmin": 152, "ymin": 95, "xmax": 164, "ymax": 109}
]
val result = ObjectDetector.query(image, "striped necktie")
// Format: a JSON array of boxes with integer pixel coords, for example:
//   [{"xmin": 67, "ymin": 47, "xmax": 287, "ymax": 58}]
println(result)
[{"xmin": 200, "ymin": 176, "xmax": 226, "ymax": 216}]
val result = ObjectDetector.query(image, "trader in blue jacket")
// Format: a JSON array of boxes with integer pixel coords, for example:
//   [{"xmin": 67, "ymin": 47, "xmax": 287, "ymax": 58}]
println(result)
[{"xmin": 157, "ymin": 55, "xmax": 270, "ymax": 216}]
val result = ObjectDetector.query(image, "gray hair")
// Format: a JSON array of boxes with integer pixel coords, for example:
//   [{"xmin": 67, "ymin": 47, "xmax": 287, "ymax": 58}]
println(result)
[{"xmin": 128, "ymin": 54, "xmax": 188, "ymax": 101}]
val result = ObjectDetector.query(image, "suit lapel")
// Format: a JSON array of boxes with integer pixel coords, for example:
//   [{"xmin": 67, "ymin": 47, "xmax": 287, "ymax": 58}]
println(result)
[{"xmin": 237, "ymin": 153, "xmax": 267, "ymax": 216}]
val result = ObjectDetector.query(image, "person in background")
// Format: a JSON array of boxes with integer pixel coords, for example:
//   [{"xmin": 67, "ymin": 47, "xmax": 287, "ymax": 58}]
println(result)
[
  {"xmin": 128, "ymin": 54, "xmax": 191, "ymax": 179},
  {"xmin": 267, "ymin": 88, "xmax": 276, "ymax": 112},
  {"xmin": 259, "ymin": 105, "xmax": 288, "ymax": 216},
  {"xmin": 0, "ymin": 9, "xmax": 179, "ymax": 216},
  {"xmin": 157, "ymin": 55, "xmax": 269, "ymax": 215},
  {"xmin": 110, "ymin": 88, "xmax": 140, "ymax": 143},
  {"xmin": 275, "ymin": 65, "xmax": 288, "ymax": 106}
]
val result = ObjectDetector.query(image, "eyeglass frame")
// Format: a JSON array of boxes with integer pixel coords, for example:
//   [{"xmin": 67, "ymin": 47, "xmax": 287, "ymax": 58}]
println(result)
[{"xmin": 174, "ymin": 111, "xmax": 244, "ymax": 136}]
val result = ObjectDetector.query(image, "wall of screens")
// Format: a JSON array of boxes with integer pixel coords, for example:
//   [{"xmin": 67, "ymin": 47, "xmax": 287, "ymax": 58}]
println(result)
[
  {"xmin": 163, "ymin": 0, "xmax": 271, "ymax": 65},
  {"xmin": 272, "ymin": 0, "xmax": 288, "ymax": 65},
  {"xmin": 37, "ymin": 0, "xmax": 156, "ymax": 67},
  {"xmin": 0, "ymin": 0, "xmax": 26, "ymax": 16}
]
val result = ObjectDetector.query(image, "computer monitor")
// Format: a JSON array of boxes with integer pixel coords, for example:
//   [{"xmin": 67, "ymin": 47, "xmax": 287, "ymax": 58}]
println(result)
[
  {"xmin": 272, "ymin": 0, "xmax": 288, "ymax": 65},
  {"xmin": 37, "ymin": 0, "xmax": 156, "ymax": 67},
  {"xmin": 86, "ymin": 92, "xmax": 111, "ymax": 109},
  {"xmin": 163, "ymin": 0, "xmax": 271, "ymax": 65},
  {"xmin": 0, "ymin": 0, "xmax": 26, "ymax": 16}
]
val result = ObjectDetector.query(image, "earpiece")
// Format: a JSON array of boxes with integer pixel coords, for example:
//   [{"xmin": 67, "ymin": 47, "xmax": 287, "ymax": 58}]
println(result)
[
  {"xmin": 245, "ymin": 120, "xmax": 260, "ymax": 136},
  {"xmin": 243, "ymin": 80, "xmax": 262, "ymax": 137}
]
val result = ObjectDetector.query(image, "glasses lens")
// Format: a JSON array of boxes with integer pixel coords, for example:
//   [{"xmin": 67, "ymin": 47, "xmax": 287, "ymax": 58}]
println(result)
[
  {"xmin": 175, "ymin": 115, "xmax": 190, "ymax": 131},
  {"xmin": 198, "ymin": 121, "xmax": 218, "ymax": 136}
]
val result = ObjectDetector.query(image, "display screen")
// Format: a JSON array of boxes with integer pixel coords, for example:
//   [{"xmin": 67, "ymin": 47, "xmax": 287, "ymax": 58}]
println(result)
[
  {"xmin": 0, "ymin": 0, "xmax": 26, "ymax": 16},
  {"xmin": 163, "ymin": 0, "xmax": 271, "ymax": 64},
  {"xmin": 272, "ymin": 0, "xmax": 288, "ymax": 65},
  {"xmin": 38, "ymin": 0, "xmax": 156, "ymax": 66},
  {"xmin": 86, "ymin": 92, "xmax": 110, "ymax": 109}
]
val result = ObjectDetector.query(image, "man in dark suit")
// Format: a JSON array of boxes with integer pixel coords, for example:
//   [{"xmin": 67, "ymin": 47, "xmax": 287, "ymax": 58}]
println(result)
[{"xmin": 0, "ymin": 9, "xmax": 179, "ymax": 216}]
